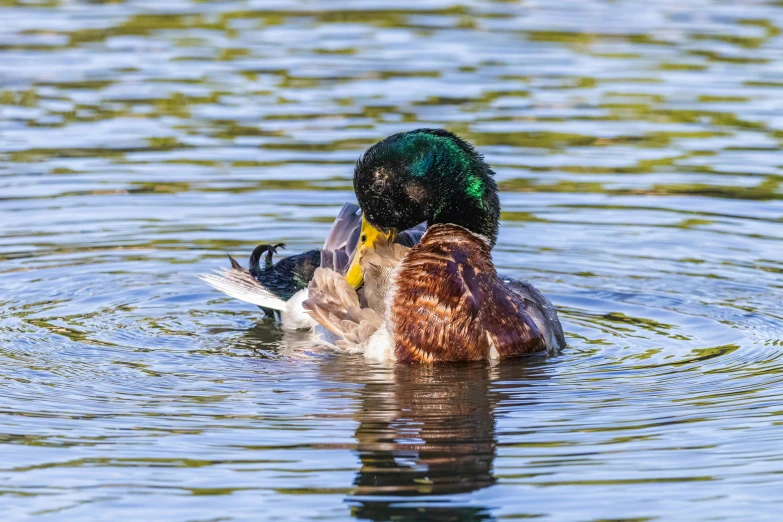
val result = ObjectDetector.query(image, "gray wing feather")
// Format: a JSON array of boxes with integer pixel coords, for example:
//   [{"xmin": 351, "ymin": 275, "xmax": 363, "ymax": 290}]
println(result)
[
  {"xmin": 320, "ymin": 203, "xmax": 362, "ymax": 274},
  {"xmin": 319, "ymin": 203, "xmax": 424, "ymax": 275},
  {"xmin": 395, "ymin": 222, "xmax": 426, "ymax": 247},
  {"xmin": 504, "ymin": 276, "xmax": 566, "ymax": 351}
]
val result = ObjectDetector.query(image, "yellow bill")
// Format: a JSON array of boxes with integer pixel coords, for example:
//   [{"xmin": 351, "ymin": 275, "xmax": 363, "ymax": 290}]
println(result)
[{"xmin": 345, "ymin": 215, "xmax": 396, "ymax": 289}]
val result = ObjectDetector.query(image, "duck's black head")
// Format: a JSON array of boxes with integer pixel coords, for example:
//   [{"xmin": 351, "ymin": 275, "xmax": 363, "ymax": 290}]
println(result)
[{"xmin": 354, "ymin": 128, "xmax": 500, "ymax": 245}]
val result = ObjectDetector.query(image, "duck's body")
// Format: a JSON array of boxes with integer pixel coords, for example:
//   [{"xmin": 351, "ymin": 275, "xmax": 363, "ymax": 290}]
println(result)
[{"xmin": 304, "ymin": 129, "xmax": 566, "ymax": 362}]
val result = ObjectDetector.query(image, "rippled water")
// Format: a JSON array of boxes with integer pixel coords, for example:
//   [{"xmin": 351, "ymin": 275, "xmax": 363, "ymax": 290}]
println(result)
[{"xmin": 2, "ymin": 0, "xmax": 783, "ymax": 519}]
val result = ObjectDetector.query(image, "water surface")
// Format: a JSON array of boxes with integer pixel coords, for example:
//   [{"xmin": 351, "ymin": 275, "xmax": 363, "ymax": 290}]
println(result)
[{"xmin": 1, "ymin": 0, "xmax": 783, "ymax": 520}]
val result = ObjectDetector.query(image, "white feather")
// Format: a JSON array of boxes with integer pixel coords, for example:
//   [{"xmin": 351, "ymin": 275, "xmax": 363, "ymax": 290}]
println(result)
[
  {"xmin": 199, "ymin": 268, "xmax": 287, "ymax": 311},
  {"xmin": 487, "ymin": 332, "xmax": 500, "ymax": 360},
  {"xmin": 364, "ymin": 325, "xmax": 394, "ymax": 362},
  {"xmin": 281, "ymin": 289, "xmax": 318, "ymax": 330}
]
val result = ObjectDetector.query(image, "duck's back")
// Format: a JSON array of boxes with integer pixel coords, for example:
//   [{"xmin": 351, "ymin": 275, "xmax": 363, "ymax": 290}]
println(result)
[{"xmin": 390, "ymin": 224, "xmax": 556, "ymax": 362}]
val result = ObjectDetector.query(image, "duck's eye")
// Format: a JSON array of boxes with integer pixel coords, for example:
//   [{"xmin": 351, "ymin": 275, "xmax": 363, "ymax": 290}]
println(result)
[
  {"xmin": 361, "ymin": 234, "xmax": 367, "ymax": 243},
  {"xmin": 371, "ymin": 179, "xmax": 386, "ymax": 193}
]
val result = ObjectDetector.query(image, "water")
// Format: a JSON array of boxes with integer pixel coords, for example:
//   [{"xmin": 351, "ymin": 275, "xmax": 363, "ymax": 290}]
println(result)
[{"xmin": 1, "ymin": 0, "xmax": 782, "ymax": 519}]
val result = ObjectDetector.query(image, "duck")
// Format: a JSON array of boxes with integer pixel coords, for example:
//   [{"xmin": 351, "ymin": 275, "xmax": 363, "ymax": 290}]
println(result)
[
  {"xmin": 199, "ymin": 203, "xmax": 424, "ymax": 332},
  {"xmin": 303, "ymin": 128, "xmax": 566, "ymax": 362}
]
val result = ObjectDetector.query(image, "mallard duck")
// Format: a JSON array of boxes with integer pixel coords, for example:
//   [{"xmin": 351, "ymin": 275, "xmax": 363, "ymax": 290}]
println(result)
[
  {"xmin": 200, "ymin": 203, "xmax": 423, "ymax": 332},
  {"xmin": 303, "ymin": 129, "xmax": 565, "ymax": 362}
]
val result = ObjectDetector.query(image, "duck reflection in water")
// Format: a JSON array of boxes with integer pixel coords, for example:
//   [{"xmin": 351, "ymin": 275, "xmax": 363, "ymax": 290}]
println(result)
[
  {"xmin": 235, "ymin": 325, "xmax": 548, "ymax": 522},
  {"xmin": 263, "ymin": 329, "xmax": 548, "ymax": 521},
  {"xmin": 342, "ymin": 362, "xmax": 499, "ymax": 522}
]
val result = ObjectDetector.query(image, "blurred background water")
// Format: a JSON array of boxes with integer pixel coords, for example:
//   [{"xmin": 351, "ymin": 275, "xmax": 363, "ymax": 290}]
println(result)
[{"xmin": 1, "ymin": 0, "xmax": 783, "ymax": 520}]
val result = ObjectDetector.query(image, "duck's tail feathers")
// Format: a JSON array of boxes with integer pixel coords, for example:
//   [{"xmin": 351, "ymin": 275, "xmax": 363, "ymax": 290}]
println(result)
[
  {"xmin": 199, "ymin": 267, "xmax": 287, "ymax": 311},
  {"xmin": 248, "ymin": 243, "xmax": 286, "ymax": 277}
]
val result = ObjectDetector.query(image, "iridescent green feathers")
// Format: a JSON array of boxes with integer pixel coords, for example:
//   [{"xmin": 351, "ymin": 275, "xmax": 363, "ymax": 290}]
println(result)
[
  {"xmin": 396, "ymin": 130, "xmax": 486, "ymax": 202},
  {"xmin": 354, "ymin": 129, "xmax": 500, "ymax": 245}
]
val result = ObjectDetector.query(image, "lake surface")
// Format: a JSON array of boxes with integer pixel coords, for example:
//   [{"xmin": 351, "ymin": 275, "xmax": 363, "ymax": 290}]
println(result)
[{"xmin": 1, "ymin": 0, "xmax": 783, "ymax": 520}]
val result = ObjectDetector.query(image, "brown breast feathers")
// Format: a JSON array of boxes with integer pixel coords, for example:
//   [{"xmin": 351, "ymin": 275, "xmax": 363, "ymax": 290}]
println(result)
[{"xmin": 391, "ymin": 224, "xmax": 547, "ymax": 362}]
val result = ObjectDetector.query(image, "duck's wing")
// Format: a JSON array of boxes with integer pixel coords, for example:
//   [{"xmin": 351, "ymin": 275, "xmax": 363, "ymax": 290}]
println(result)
[
  {"xmin": 303, "ymin": 268, "xmax": 383, "ymax": 350},
  {"xmin": 320, "ymin": 202, "xmax": 362, "ymax": 274},
  {"xmin": 320, "ymin": 203, "xmax": 423, "ymax": 274},
  {"xmin": 389, "ymin": 223, "xmax": 559, "ymax": 362},
  {"xmin": 503, "ymin": 278, "xmax": 566, "ymax": 351},
  {"xmin": 303, "ymin": 231, "xmax": 411, "ymax": 349}
]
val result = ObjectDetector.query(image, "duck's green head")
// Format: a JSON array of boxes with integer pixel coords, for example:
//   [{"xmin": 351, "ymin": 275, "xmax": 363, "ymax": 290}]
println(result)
[{"xmin": 353, "ymin": 128, "xmax": 500, "ymax": 243}]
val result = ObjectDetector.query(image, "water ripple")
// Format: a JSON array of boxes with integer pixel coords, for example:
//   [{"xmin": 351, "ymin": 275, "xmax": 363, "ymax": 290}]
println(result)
[{"xmin": 1, "ymin": 0, "xmax": 783, "ymax": 519}]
